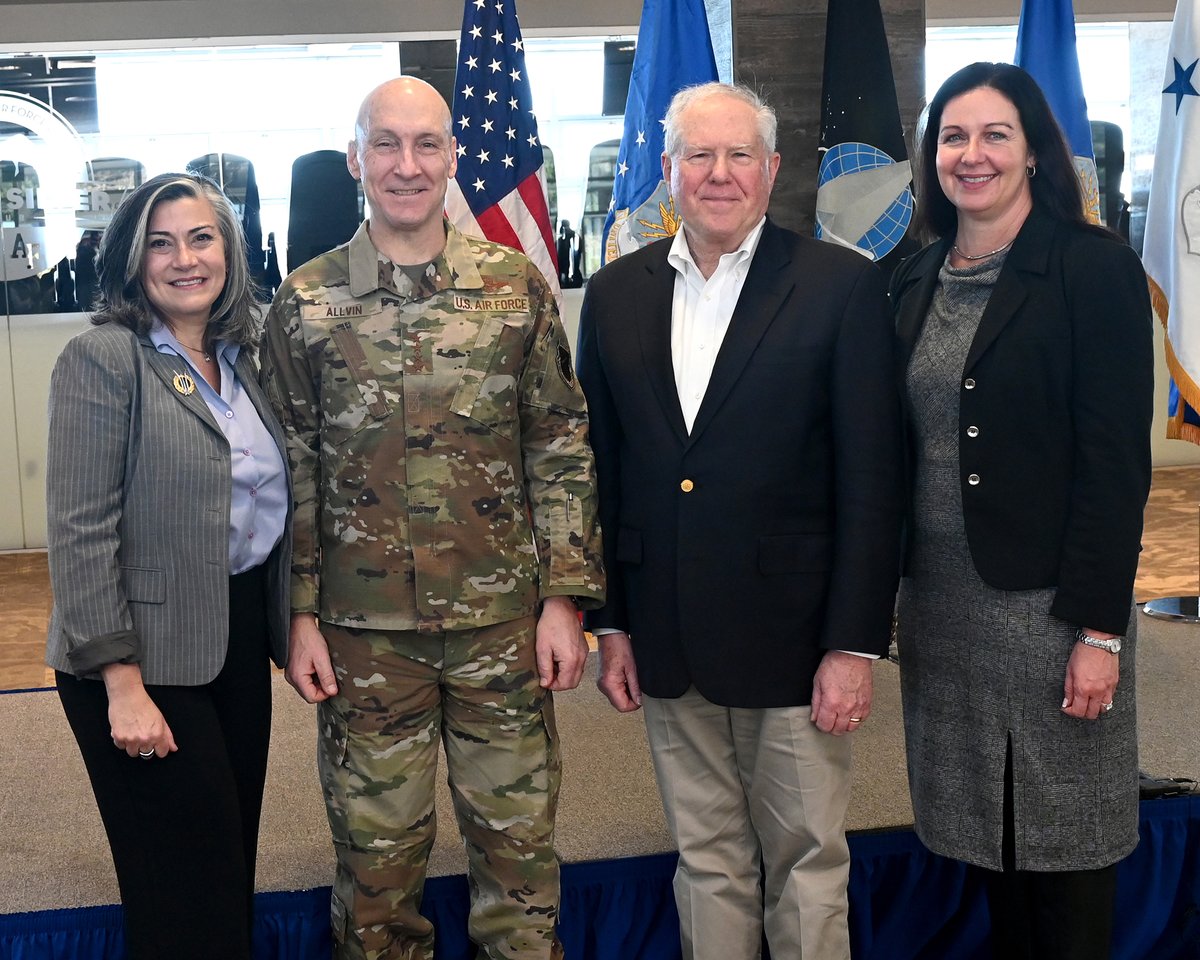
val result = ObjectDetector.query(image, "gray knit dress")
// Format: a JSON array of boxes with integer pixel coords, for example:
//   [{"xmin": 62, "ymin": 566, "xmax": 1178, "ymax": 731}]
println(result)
[{"xmin": 895, "ymin": 252, "xmax": 1139, "ymax": 873}]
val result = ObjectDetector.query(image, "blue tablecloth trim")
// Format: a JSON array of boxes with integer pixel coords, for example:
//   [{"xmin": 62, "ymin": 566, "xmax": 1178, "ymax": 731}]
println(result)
[{"xmin": 4, "ymin": 797, "xmax": 1198, "ymax": 959}]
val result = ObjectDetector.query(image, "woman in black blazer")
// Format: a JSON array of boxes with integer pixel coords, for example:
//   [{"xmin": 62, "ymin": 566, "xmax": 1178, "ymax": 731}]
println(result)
[
  {"xmin": 891, "ymin": 63, "xmax": 1153, "ymax": 959},
  {"xmin": 46, "ymin": 173, "xmax": 290, "ymax": 960}
]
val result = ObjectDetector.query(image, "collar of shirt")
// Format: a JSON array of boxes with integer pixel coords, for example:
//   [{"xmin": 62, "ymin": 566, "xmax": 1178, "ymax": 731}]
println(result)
[
  {"xmin": 347, "ymin": 217, "xmax": 486, "ymax": 301},
  {"xmin": 667, "ymin": 217, "xmax": 766, "ymax": 433},
  {"xmin": 666, "ymin": 216, "xmax": 766, "ymax": 282},
  {"xmin": 149, "ymin": 319, "xmax": 240, "ymax": 376}
]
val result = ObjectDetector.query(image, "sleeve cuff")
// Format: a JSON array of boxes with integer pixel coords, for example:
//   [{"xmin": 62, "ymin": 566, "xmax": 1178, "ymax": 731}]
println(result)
[
  {"xmin": 65, "ymin": 631, "xmax": 141, "ymax": 678},
  {"xmin": 542, "ymin": 588, "xmax": 604, "ymax": 611}
]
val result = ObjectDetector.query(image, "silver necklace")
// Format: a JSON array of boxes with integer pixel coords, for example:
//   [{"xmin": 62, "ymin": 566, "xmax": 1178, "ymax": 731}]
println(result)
[
  {"xmin": 179, "ymin": 342, "xmax": 213, "ymax": 363},
  {"xmin": 952, "ymin": 239, "xmax": 1014, "ymax": 262}
]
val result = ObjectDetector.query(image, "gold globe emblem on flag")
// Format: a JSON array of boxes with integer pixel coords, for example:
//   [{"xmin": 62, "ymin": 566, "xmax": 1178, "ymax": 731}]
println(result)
[
  {"xmin": 1074, "ymin": 157, "xmax": 1101, "ymax": 224},
  {"xmin": 605, "ymin": 180, "xmax": 682, "ymax": 262}
]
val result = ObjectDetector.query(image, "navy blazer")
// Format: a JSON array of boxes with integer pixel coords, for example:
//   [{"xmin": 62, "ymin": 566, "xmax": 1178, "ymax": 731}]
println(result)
[
  {"xmin": 45, "ymin": 321, "xmax": 292, "ymax": 685},
  {"xmin": 891, "ymin": 210, "xmax": 1153, "ymax": 635},
  {"xmin": 577, "ymin": 219, "xmax": 904, "ymax": 708}
]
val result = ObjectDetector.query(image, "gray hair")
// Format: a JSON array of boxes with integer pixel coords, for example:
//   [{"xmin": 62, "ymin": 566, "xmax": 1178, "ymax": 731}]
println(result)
[
  {"xmin": 94, "ymin": 172, "xmax": 260, "ymax": 348},
  {"xmin": 662, "ymin": 82, "xmax": 778, "ymax": 159}
]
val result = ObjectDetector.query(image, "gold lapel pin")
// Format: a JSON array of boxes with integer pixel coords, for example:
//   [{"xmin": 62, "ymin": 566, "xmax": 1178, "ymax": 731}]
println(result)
[{"xmin": 172, "ymin": 373, "xmax": 196, "ymax": 396}]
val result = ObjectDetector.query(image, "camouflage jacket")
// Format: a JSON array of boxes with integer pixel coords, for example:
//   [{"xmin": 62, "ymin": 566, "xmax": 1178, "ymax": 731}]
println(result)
[{"xmin": 261, "ymin": 219, "xmax": 604, "ymax": 632}]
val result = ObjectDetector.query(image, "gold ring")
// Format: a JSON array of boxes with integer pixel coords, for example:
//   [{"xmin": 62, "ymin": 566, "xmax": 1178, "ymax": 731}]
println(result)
[{"xmin": 849, "ymin": 717, "xmax": 863, "ymax": 723}]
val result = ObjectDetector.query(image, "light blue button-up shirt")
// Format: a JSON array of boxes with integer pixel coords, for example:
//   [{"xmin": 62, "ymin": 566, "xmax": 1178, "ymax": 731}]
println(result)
[{"xmin": 151, "ymin": 323, "xmax": 287, "ymax": 574}]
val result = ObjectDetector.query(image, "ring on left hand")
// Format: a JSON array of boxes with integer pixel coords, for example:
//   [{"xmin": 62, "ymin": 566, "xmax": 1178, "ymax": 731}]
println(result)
[
  {"xmin": 1102, "ymin": 701, "xmax": 1114, "ymax": 712},
  {"xmin": 138, "ymin": 748, "xmax": 155, "ymax": 759},
  {"xmin": 849, "ymin": 717, "xmax": 863, "ymax": 723}
]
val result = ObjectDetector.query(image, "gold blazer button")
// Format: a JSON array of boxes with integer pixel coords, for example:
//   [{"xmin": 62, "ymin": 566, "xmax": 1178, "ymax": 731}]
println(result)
[{"xmin": 680, "ymin": 479, "xmax": 694, "ymax": 493}]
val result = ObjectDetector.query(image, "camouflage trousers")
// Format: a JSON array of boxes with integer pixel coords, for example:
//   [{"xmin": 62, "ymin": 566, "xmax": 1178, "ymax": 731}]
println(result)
[{"xmin": 317, "ymin": 616, "xmax": 564, "ymax": 960}]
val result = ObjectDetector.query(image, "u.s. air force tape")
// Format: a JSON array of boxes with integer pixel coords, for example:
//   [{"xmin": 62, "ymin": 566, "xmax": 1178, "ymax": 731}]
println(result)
[{"xmin": 452, "ymin": 295, "xmax": 530, "ymax": 312}]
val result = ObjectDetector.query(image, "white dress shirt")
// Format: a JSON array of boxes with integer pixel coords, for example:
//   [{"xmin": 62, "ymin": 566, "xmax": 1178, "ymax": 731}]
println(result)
[{"xmin": 667, "ymin": 217, "xmax": 765, "ymax": 433}]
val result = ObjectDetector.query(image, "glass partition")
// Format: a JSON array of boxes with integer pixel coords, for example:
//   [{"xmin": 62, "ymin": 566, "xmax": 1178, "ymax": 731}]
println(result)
[{"xmin": 1, "ymin": 22, "xmax": 1173, "ymax": 548}]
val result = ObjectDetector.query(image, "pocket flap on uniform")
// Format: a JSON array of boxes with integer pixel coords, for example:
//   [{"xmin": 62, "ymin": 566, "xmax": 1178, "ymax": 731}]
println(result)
[
  {"xmin": 757, "ymin": 533, "xmax": 832, "ymax": 575},
  {"xmin": 616, "ymin": 527, "xmax": 643, "ymax": 564},
  {"xmin": 329, "ymin": 322, "xmax": 390, "ymax": 420},
  {"xmin": 449, "ymin": 316, "xmax": 524, "ymax": 437},
  {"xmin": 121, "ymin": 565, "xmax": 166, "ymax": 603}
]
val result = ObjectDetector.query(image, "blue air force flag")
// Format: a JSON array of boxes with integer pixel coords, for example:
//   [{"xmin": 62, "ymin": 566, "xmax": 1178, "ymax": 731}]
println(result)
[
  {"xmin": 602, "ymin": 0, "xmax": 719, "ymax": 265},
  {"xmin": 816, "ymin": 0, "xmax": 916, "ymax": 276},
  {"xmin": 1014, "ymin": 0, "xmax": 1101, "ymax": 222},
  {"xmin": 1144, "ymin": 0, "xmax": 1200, "ymax": 443}
]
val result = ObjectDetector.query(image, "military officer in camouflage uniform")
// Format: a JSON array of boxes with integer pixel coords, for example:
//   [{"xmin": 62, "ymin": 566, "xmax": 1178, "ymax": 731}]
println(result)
[{"xmin": 260, "ymin": 76, "xmax": 604, "ymax": 960}]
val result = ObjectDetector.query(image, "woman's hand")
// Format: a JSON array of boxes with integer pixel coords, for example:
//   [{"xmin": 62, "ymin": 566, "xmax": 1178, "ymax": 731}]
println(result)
[
  {"xmin": 101, "ymin": 663, "xmax": 179, "ymax": 758},
  {"xmin": 1061, "ymin": 638, "xmax": 1120, "ymax": 721}
]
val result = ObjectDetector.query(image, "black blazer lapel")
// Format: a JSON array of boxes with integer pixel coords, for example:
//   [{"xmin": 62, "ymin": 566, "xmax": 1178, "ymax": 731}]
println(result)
[
  {"xmin": 894, "ymin": 239, "xmax": 948, "ymax": 368},
  {"xmin": 636, "ymin": 242, "xmax": 689, "ymax": 442},
  {"xmin": 139, "ymin": 338, "xmax": 222, "ymax": 434},
  {"xmin": 963, "ymin": 212, "xmax": 1054, "ymax": 372},
  {"xmin": 687, "ymin": 220, "xmax": 793, "ymax": 445}
]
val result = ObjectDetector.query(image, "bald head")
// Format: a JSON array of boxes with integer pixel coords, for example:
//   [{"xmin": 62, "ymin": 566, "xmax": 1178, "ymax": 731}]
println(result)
[
  {"xmin": 346, "ymin": 74, "xmax": 459, "ymax": 262},
  {"xmin": 355, "ymin": 76, "xmax": 453, "ymax": 150}
]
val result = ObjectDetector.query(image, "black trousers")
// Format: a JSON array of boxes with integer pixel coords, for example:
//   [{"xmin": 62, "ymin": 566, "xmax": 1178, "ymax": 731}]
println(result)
[
  {"xmin": 57, "ymin": 566, "xmax": 272, "ymax": 960},
  {"xmin": 978, "ymin": 739, "xmax": 1119, "ymax": 960}
]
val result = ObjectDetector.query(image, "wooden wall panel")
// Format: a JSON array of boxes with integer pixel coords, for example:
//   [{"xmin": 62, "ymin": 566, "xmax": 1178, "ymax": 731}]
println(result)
[{"xmin": 732, "ymin": 0, "xmax": 925, "ymax": 236}]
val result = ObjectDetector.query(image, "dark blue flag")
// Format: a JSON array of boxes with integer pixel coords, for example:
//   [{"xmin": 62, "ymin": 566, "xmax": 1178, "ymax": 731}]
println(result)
[
  {"xmin": 815, "ymin": 0, "xmax": 916, "ymax": 277},
  {"xmin": 1014, "ymin": 0, "xmax": 1101, "ymax": 221},
  {"xmin": 601, "ymin": 0, "xmax": 719, "ymax": 265}
]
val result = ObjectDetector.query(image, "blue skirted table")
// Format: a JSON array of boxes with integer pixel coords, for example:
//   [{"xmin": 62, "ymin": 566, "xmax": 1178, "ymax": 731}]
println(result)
[{"xmin": 5, "ymin": 796, "xmax": 1199, "ymax": 959}]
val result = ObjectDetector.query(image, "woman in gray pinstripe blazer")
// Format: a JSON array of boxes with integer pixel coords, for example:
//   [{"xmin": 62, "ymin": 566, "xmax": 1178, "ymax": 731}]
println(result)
[{"xmin": 45, "ymin": 173, "xmax": 291, "ymax": 960}]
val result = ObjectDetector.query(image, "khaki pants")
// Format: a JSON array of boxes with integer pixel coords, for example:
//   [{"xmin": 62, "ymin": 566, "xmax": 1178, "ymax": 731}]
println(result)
[
  {"xmin": 643, "ymin": 686, "xmax": 853, "ymax": 960},
  {"xmin": 318, "ymin": 616, "xmax": 562, "ymax": 960}
]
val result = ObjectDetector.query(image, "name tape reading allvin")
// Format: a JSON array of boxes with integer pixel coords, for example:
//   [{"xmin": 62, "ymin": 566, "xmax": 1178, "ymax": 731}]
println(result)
[{"xmin": 300, "ymin": 303, "xmax": 370, "ymax": 320}]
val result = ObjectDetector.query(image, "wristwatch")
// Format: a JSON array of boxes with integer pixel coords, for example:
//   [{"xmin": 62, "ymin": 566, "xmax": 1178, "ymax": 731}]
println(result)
[{"xmin": 1075, "ymin": 628, "xmax": 1121, "ymax": 654}]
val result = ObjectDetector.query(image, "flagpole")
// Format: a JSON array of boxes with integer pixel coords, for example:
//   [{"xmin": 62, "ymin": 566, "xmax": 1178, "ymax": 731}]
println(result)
[
  {"xmin": 1143, "ymin": 598, "xmax": 1200, "ymax": 622},
  {"xmin": 1142, "ymin": 506, "xmax": 1200, "ymax": 622}
]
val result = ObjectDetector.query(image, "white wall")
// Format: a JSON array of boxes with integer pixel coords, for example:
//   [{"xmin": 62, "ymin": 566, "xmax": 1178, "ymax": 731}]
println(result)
[
  {"xmin": 0, "ymin": 317, "xmax": 23, "ymax": 548},
  {"xmin": 6, "ymin": 314, "xmax": 90, "ymax": 549}
]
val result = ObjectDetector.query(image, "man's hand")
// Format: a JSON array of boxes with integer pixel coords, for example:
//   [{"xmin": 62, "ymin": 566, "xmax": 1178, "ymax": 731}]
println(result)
[
  {"xmin": 1062, "ymin": 637, "xmax": 1120, "ymax": 720},
  {"xmin": 596, "ymin": 631, "xmax": 642, "ymax": 712},
  {"xmin": 285, "ymin": 614, "xmax": 338, "ymax": 703},
  {"xmin": 810, "ymin": 650, "xmax": 873, "ymax": 736},
  {"xmin": 535, "ymin": 596, "xmax": 589, "ymax": 691}
]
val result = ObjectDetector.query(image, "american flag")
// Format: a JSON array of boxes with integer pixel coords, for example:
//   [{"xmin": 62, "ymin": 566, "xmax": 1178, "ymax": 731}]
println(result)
[{"xmin": 444, "ymin": 0, "xmax": 560, "ymax": 304}]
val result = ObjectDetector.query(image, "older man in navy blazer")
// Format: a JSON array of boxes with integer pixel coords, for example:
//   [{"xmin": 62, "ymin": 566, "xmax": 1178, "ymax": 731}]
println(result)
[{"xmin": 576, "ymin": 82, "xmax": 903, "ymax": 960}]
